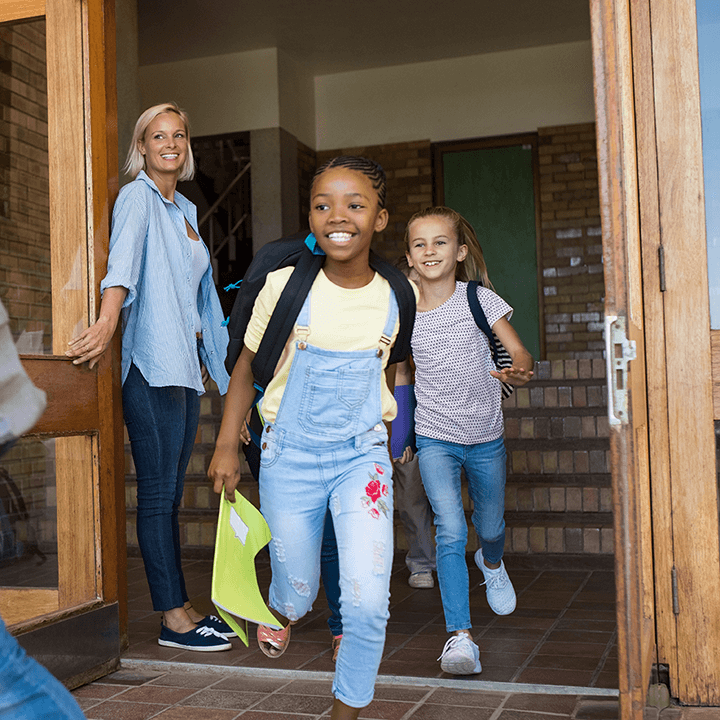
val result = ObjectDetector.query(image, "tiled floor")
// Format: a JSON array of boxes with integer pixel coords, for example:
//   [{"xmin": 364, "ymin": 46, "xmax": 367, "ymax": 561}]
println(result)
[
  {"xmin": 123, "ymin": 554, "xmax": 618, "ymax": 688},
  {"xmin": 72, "ymin": 554, "xmax": 715, "ymax": 718},
  {"xmin": 73, "ymin": 666, "xmax": 616, "ymax": 719}
]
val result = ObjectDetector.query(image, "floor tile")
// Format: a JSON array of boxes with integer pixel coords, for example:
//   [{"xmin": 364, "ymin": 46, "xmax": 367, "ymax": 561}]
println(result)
[
  {"xmin": 154, "ymin": 709, "xmax": 240, "ymax": 719},
  {"xmin": 84, "ymin": 701, "xmax": 170, "ymax": 720},
  {"xmin": 251, "ymin": 692, "xmax": 334, "ymax": 715},
  {"xmin": 178, "ymin": 688, "xmax": 268, "ymax": 710},
  {"xmin": 504, "ymin": 693, "xmax": 579, "ymax": 714},
  {"xmin": 407, "ymin": 703, "xmax": 495, "ymax": 719}
]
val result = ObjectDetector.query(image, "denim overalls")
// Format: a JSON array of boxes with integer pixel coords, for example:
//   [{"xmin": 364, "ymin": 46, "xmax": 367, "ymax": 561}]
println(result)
[{"xmin": 258, "ymin": 287, "xmax": 397, "ymax": 709}]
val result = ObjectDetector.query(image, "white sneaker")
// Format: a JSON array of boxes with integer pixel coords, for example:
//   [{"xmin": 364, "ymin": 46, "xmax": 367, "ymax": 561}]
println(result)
[
  {"xmin": 438, "ymin": 632, "xmax": 482, "ymax": 675},
  {"xmin": 475, "ymin": 549, "xmax": 516, "ymax": 615},
  {"xmin": 408, "ymin": 571, "xmax": 434, "ymax": 589}
]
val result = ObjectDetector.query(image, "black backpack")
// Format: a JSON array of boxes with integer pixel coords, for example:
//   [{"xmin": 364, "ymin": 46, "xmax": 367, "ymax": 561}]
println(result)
[{"xmin": 224, "ymin": 232, "xmax": 417, "ymax": 392}]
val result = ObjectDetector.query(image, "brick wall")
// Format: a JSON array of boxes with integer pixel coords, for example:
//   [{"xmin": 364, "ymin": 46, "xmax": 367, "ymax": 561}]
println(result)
[
  {"xmin": 502, "ymin": 359, "xmax": 612, "ymax": 562},
  {"xmin": 537, "ymin": 123, "xmax": 604, "ymax": 360},
  {"xmin": 126, "ymin": 360, "xmax": 611, "ymax": 566},
  {"xmin": 0, "ymin": 20, "xmax": 50, "ymax": 353},
  {"xmin": 315, "ymin": 141, "xmax": 432, "ymax": 263}
]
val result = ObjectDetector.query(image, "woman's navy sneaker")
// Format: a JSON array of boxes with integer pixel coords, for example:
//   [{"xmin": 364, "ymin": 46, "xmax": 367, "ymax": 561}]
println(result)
[
  {"xmin": 158, "ymin": 624, "xmax": 232, "ymax": 651},
  {"xmin": 199, "ymin": 614, "xmax": 238, "ymax": 638}
]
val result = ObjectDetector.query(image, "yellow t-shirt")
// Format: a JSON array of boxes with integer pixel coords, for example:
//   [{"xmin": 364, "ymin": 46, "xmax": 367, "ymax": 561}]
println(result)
[{"xmin": 244, "ymin": 267, "xmax": 417, "ymax": 424}]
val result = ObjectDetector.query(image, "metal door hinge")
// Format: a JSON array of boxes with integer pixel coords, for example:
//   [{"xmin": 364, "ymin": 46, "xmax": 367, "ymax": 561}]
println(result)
[
  {"xmin": 658, "ymin": 245, "xmax": 666, "ymax": 292},
  {"xmin": 605, "ymin": 315, "xmax": 637, "ymax": 426},
  {"xmin": 671, "ymin": 566, "xmax": 680, "ymax": 615}
]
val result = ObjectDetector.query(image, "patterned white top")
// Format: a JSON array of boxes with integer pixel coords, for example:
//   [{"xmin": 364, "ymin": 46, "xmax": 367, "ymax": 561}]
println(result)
[{"xmin": 412, "ymin": 281, "xmax": 513, "ymax": 444}]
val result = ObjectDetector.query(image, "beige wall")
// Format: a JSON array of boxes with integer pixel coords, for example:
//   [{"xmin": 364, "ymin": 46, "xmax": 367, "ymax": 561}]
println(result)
[
  {"xmin": 138, "ymin": 40, "xmax": 594, "ymax": 150},
  {"xmin": 277, "ymin": 49, "xmax": 315, "ymax": 149},
  {"xmin": 139, "ymin": 48, "xmax": 282, "ymax": 140},
  {"xmin": 315, "ymin": 41, "xmax": 595, "ymax": 149}
]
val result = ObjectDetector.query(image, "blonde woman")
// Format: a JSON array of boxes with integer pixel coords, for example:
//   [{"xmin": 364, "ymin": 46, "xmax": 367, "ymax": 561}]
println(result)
[{"xmin": 67, "ymin": 103, "xmax": 233, "ymax": 651}]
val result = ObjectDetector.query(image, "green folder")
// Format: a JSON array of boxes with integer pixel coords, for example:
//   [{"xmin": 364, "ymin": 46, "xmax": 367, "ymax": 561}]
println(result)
[{"xmin": 211, "ymin": 491, "xmax": 281, "ymax": 646}]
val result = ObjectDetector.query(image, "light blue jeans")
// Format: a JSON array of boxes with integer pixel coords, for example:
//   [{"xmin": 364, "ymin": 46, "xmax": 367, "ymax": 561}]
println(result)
[
  {"xmin": 416, "ymin": 435, "xmax": 506, "ymax": 632},
  {"xmin": 260, "ymin": 425, "xmax": 393, "ymax": 707},
  {"xmin": 0, "ymin": 617, "xmax": 85, "ymax": 719}
]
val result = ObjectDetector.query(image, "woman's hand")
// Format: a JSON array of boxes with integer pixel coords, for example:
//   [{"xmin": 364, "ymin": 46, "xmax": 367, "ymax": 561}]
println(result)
[
  {"xmin": 66, "ymin": 317, "xmax": 116, "ymax": 369},
  {"xmin": 66, "ymin": 286, "xmax": 127, "ymax": 369},
  {"xmin": 209, "ymin": 446, "xmax": 242, "ymax": 503}
]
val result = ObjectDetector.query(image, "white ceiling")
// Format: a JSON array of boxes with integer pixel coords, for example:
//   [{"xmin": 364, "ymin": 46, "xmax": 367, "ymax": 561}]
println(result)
[{"xmin": 138, "ymin": 0, "xmax": 592, "ymax": 75}]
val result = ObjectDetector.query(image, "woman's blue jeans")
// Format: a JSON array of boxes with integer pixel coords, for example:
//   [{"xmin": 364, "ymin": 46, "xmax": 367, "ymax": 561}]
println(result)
[
  {"xmin": 122, "ymin": 363, "xmax": 200, "ymax": 612},
  {"xmin": 416, "ymin": 435, "xmax": 506, "ymax": 632}
]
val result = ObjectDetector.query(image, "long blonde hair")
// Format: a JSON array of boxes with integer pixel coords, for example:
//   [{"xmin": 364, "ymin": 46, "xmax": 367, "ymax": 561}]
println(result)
[
  {"xmin": 123, "ymin": 102, "xmax": 195, "ymax": 181},
  {"xmin": 404, "ymin": 206, "xmax": 493, "ymax": 288}
]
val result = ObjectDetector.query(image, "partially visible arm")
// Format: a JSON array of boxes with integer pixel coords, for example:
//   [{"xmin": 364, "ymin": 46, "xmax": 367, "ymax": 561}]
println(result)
[
  {"xmin": 67, "ymin": 185, "xmax": 148, "ymax": 369},
  {"xmin": 66, "ymin": 286, "xmax": 128, "ymax": 369},
  {"xmin": 491, "ymin": 317, "xmax": 534, "ymax": 386},
  {"xmin": 208, "ymin": 344, "xmax": 258, "ymax": 502},
  {"xmin": 384, "ymin": 362, "xmax": 397, "ymax": 464}
]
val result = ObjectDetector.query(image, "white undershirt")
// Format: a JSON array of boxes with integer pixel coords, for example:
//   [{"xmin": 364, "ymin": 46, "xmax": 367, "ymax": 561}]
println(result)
[{"xmin": 189, "ymin": 237, "xmax": 209, "ymax": 334}]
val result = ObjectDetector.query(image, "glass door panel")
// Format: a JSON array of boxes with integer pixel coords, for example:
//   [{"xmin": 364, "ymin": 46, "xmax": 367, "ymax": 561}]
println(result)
[
  {"xmin": 697, "ymin": 1, "xmax": 720, "ymax": 326},
  {"xmin": 0, "ymin": 18, "xmax": 53, "ymax": 354}
]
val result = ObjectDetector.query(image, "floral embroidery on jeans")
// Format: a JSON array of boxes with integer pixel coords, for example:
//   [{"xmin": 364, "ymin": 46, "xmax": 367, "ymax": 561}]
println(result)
[{"xmin": 362, "ymin": 473, "xmax": 390, "ymax": 519}]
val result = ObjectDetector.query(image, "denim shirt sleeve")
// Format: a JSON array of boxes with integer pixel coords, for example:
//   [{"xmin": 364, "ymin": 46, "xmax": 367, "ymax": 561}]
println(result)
[{"xmin": 100, "ymin": 181, "xmax": 150, "ymax": 307}]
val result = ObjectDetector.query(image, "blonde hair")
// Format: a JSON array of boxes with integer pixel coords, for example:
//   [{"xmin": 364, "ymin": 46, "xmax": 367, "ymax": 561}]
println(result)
[
  {"xmin": 123, "ymin": 102, "xmax": 195, "ymax": 181},
  {"xmin": 404, "ymin": 206, "xmax": 493, "ymax": 289}
]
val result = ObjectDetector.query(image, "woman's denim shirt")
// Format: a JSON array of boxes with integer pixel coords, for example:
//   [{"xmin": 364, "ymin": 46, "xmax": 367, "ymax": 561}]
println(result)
[{"xmin": 100, "ymin": 171, "xmax": 230, "ymax": 395}]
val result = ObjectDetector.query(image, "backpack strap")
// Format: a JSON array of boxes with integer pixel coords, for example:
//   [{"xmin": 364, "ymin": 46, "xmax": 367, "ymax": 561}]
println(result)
[
  {"xmin": 466, "ymin": 281, "xmax": 500, "ymax": 365},
  {"xmin": 467, "ymin": 281, "xmax": 515, "ymax": 399},
  {"xmin": 369, "ymin": 252, "xmax": 416, "ymax": 365},
  {"xmin": 250, "ymin": 247, "xmax": 324, "ymax": 392}
]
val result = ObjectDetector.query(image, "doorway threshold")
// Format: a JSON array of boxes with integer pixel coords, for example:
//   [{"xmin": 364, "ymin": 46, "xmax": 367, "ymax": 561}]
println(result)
[{"xmin": 122, "ymin": 658, "xmax": 619, "ymax": 697}]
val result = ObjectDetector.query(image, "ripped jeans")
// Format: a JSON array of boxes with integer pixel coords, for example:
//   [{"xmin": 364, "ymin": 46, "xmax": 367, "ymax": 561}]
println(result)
[{"xmin": 259, "ymin": 423, "xmax": 394, "ymax": 708}]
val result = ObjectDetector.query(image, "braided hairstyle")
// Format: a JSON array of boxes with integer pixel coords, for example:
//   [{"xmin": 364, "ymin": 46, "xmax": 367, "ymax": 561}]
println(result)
[
  {"xmin": 404, "ymin": 206, "xmax": 493, "ymax": 289},
  {"xmin": 313, "ymin": 156, "xmax": 387, "ymax": 209}
]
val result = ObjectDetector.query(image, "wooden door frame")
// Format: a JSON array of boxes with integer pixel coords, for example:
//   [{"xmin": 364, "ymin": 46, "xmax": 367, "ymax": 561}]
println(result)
[
  {"xmin": 592, "ymin": 0, "xmax": 720, "ymax": 710},
  {"xmin": 0, "ymin": 0, "xmax": 126, "ymax": 681}
]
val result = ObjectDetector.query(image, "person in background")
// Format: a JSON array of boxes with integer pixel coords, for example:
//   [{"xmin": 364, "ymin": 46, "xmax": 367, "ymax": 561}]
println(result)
[
  {"xmin": 0, "ymin": 297, "xmax": 85, "ymax": 719},
  {"xmin": 66, "ymin": 102, "xmax": 233, "ymax": 652},
  {"xmin": 391, "ymin": 259, "xmax": 436, "ymax": 589}
]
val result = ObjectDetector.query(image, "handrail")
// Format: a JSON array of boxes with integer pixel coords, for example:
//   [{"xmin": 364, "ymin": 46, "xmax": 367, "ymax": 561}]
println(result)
[{"xmin": 199, "ymin": 160, "xmax": 251, "ymax": 228}]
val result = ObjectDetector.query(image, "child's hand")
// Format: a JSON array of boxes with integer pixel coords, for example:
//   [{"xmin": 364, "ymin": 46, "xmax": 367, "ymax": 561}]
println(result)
[
  {"xmin": 208, "ymin": 447, "xmax": 242, "ymax": 503},
  {"xmin": 396, "ymin": 446, "xmax": 414, "ymax": 465},
  {"xmin": 490, "ymin": 365, "xmax": 534, "ymax": 387}
]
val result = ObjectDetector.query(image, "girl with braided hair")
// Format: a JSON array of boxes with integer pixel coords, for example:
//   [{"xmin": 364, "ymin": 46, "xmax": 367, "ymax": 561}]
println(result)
[{"xmin": 209, "ymin": 156, "xmax": 417, "ymax": 720}]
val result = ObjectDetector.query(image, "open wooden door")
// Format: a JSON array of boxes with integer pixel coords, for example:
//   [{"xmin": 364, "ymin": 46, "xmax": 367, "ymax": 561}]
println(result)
[
  {"xmin": 0, "ymin": 0, "xmax": 125, "ymax": 687},
  {"xmin": 592, "ymin": 0, "xmax": 720, "ymax": 713},
  {"xmin": 590, "ymin": 1, "xmax": 656, "ymax": 718}
]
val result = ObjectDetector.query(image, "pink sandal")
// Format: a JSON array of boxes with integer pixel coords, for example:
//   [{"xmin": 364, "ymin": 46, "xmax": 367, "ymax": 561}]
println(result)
[{"xmin": 257, "ymin": 623, "xmax": 291, "ymax": 657}]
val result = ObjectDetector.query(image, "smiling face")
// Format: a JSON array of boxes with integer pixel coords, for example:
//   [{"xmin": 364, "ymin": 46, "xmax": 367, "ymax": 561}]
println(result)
[
  {"xmin": 309, "ymin": 167, "xmax": 389, "ymax": 272},
  {"xmin": 406, "ymin": 215, "xmax": 468, "ymax": 282},
  {"xmin": 139, "ymin": 112, "xmax": 188, "ymax": 184}
]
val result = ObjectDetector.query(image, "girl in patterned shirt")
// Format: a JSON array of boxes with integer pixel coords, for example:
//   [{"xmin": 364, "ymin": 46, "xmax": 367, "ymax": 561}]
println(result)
[{"xmin": 405, "ymin": 206, "xmax": 534, "ymax": 676}]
